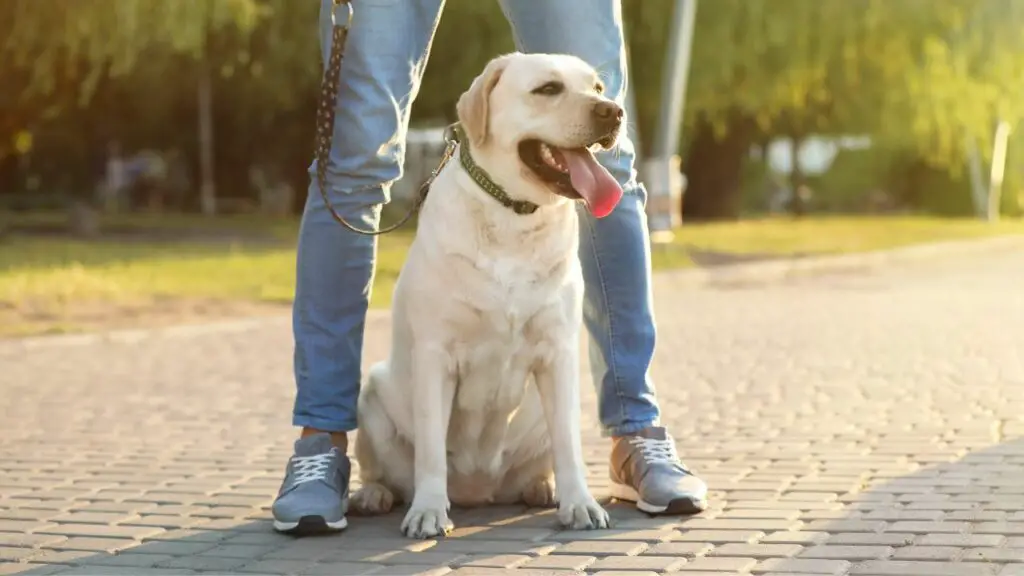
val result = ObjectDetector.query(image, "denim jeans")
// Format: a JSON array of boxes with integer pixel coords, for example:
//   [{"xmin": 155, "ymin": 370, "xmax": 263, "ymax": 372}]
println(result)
[{"xmin": 292, "ymin": 0, "xmax": 661, "ymax": 437}]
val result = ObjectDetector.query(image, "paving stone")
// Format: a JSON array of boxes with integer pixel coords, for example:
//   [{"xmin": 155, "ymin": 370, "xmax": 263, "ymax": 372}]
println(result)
[
  {"xmin": 0, "ymin": 564, "xmax": 68, "ymax": 575},
  {"xmin": 455, "ymin": 554, "xmax": 531, "ymax": 568},
  {"xmin": 762, "ymin": 532, "xmax": 830, "ymax": 545},
  {"xmin": 76, "ymin": 553, "xmax": 175, "ymax": 567},
  {"xmin": 916, "ymin": 534, "xmax": 1005, "ymax": 547},
  {"xmin": 673, "ymin": 530, "xmax": 764, "ymax": 544},
  {"xmin": 549, "ymin": 541, "xmax": 646, "ymax": 557},
  {"xmin": 803, "ymin": 520, "xmax": 885, "ymax": 533},
  {"xmin": 0, "ymin": 521, "xmax": 54, "ymax": 534},
  {"xmin": 961, "ymin": 547, "xmax": 1024, "ymax": 562},
  {"xmin": 825, "ymin": 533, "xmax": 916, "ymax": 547},
  {"xmin": 446, "ymin": 527, "xmax": 554, "ymax": 541},
  {"xmin": 47, "ymin": 512, "xmax": 133, "ymax": 525},
  {"xmin": 850, "ymin": 560, "xmax": 1000, "ymax": 575},
  {"xmin": 671, "ymin": 556, "xmax": 757, "ymax": 571},
  {"xmin": 141, "ymin": 528, "xmax": 230, "ymax": 543},
  {"xmin": 23, "ymin": 549, "xmax": 97, "ymax": 564},
  {"xmin": 157, "ymin": 554, "xmax": 249, "ymax": 571},
  {"xmin": 890, "ymin": 546, "xmax": 963, "ymax": 561},
  {"xmin": 448, "ymin": 565, "xmax": 577, "ymax": 569},
  {"xmin": 197, "ymin": 543, "xmax": 273, "ymax": 559},
  {"xmin": 710, "ymin": 543, "xmax": 803, "ymax": 558},
  {"xmin": 681, "ymin": 519, "xmax": 801, "ymax": 532},
  {"xmin": 51, "ymin": 567, "xmax": 198, "ymax": 575},
  {"xmin": 0, "ymin": 534, "xmax": 67, "ymax": 548},
  {"xmin": 35, "ymin": 523, "xmax": 164, "ymax": 540},
  {"xmin": 41, "ymin": 537, "xmax": 138, "ymax": 552},
  {"xmin": 519, "ymin": 554, "xmax": 596, "ymax": 570},
  {"xmin": 324, "ymin": 550, "xmax": 468, "ymax": 566},
  {"xmin": 429, "ymin": 540, "xmax": 556, "ymax": 556},
  {"xmin": 975, "ymin": 523, "xmax": 1024, "ymax": 535},
  {"xmin": 236, "ymin": 559, "xmax": 319, "ymax": 574},
  {"xmin": 4, "ymin": 247, "xmax": 1024, "ymax": 576},
  {"xmin": 587, "ymin": 555, "xmax": 688, "ymax": 571},
  {"xmin": 752, "ymin": 558, "xmax": 851, "ymax": 574},
  {"xmin": 642, "ymin": 542, "xmax": 713, "ymax": 557},
  {"xmin": 126, "ymin": 540, "xmax": 217, "ymax": 555},
  {"xmin": 0, "ymin": 547, "xmax": 38, "ymax": 561},
  {"xmin": 886, "ymin": 522, "xmax": 969, "ymax": 534},
  {"xmin": 545, "ymin": 529, "xmax": 676, "ymax": 543},
  {"xmin": 718, "ymin": 509, "xmax": 802, "ymax": 520},
  {"xmin": 798, "ymin": 545, "xmax": 892, "ymax": 560},
  {"xmin": 298, "ymin": 562, "xmax": 385, "ymax": 576}
]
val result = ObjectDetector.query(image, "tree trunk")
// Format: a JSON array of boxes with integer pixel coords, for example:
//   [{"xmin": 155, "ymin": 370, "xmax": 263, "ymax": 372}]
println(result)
[
  {"xmin": 197, "ymin": 36, "xmax": 216, "ymax": 216},
  {"xmin": 681, "ymin": 113, "xmax": 754, "ymax": 221},
  {"xmin": 788, "ymin": 134, "xmax": 806, "ymax": 217}
]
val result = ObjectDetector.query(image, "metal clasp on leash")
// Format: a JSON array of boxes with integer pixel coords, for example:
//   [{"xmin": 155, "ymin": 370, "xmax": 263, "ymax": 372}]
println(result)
[{"xmin": 331, "ymin": 0, "xmax": 353, "ymax": 29}]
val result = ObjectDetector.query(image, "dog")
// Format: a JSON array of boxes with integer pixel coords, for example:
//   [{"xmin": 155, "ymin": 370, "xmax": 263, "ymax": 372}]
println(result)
[{"xmin": 350, "ymin": 52, "xmax": 626, "ymax": 539}]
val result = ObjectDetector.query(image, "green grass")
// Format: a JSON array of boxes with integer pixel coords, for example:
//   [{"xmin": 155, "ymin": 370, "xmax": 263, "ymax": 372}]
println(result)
[{"xmin": 1, "ymin": 213, "xmax": 1021, "ymax": 337}]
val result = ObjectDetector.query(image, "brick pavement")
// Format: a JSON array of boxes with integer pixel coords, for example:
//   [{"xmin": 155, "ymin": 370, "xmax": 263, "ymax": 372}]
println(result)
[{"xmin": 2, "ymin": 247, "xmax": 1024, "ymax": 575}]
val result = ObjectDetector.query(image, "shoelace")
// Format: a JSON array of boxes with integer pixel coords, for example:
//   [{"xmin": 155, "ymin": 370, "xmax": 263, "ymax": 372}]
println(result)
[
  {"xmin": 629, "ymin": 436, "xmax": 685, "ymax": 467},
  {"xmin": 290, "ymin": 452, "xmax": 335, "ymax": 485}
]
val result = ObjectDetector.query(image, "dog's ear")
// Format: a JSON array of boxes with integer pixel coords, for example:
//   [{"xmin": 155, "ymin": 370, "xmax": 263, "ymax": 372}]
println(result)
[{"xmin": 457, "ymin": 55, "xmax": 512, "ymax": 148}]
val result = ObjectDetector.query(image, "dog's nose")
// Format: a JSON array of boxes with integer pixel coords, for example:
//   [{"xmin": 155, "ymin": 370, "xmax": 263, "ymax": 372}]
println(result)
[{"xmin": 592, "ymin": 101, "xmax": 624, "ymax": 130}]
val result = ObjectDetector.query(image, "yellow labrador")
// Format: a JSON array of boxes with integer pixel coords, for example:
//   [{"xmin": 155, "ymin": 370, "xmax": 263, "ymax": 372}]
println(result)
[{"xmin": 351, "ymin": 52, "xmax": 624, "ymax": 539}]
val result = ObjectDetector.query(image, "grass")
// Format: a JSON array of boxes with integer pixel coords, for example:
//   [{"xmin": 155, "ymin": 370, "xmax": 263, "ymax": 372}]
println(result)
[{"xmin": 1, "ymin": 212, "xmax": 1021, "ymax": 337}]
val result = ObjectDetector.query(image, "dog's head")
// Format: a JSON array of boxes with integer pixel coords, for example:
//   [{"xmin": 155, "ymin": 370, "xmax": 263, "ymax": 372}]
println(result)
[{"xmin": 456, "ymin": 52, "xmax": 624, "ymax": 218}]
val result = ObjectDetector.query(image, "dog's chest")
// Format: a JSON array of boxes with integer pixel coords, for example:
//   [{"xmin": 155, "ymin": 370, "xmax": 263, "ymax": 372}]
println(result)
[{"xmin": 452, "ymin": 302, "xmax": 543, "ymax": 413}]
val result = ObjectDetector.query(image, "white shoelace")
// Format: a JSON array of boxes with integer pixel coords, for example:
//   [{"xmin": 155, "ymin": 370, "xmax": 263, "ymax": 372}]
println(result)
[
  {"xmin": 290, "ymin": 453, "xmax": 335, "ymax": 485},
  {"xmin": 629, "ymin": 436, "xmax": 680, "ymax": 465}
]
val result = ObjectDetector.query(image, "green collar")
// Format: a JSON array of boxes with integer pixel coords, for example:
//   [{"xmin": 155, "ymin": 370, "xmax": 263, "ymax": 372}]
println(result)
[{"xmin": 452, "ymin": 124, "xmax": 539, "ymax": 215}]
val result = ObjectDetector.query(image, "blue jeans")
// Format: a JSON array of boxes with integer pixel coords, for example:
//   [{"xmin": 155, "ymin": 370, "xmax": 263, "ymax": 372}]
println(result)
[{"xmin": 293, "ymin": 0, "xmax": 661, "ymax": 438}]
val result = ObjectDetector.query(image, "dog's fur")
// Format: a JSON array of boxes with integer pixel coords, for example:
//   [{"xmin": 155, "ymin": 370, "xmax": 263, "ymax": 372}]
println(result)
[{"xmin": 350, "ymin": 52, "xmax": 622, "ymax": 539}]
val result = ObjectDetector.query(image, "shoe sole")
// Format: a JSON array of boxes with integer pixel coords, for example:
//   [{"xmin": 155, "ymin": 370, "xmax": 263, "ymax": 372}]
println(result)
[
  {"xmin": 273, "ymin": 515, "xmax": 348, "ymax": 535},
  {"xmin": 609, "ymin": 482, "xmax": 707, "ymax": 515}
]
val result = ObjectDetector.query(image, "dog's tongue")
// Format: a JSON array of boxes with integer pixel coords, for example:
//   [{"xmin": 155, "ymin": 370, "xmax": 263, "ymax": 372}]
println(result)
[{"xmin": 562, "ymin": 149, "xmax": 623, "ymax": 218}]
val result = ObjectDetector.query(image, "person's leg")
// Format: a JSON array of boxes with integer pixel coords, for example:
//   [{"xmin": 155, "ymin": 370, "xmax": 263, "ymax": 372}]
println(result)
[
  {"xmin": 500, "ymin": 0, "xmax": 707, "ymax": 515},
  {"xmin": 275, "ymin": 0, "xmax": 446, "ymax": 535}
]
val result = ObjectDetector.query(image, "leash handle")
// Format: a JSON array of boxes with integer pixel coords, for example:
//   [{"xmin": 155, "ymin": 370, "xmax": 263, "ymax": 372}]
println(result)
[{"xmin": 314, "ymin": 0, "xmax": 455, "ymax": 236}]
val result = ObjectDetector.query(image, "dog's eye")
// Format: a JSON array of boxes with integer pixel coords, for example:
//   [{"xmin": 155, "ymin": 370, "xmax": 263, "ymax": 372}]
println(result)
[
  {"xmin": 532, "ymin": 81, "xmax": 564, "ymax": 96},
  {"xmin": 595, "ymin": 82, "xmax": 605, "ymax": 94}
]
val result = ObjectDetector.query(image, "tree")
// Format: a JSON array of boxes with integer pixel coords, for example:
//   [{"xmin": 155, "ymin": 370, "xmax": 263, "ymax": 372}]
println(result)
[
  {"xmin": 622, "ymin": 0, "xmax": 1024, "ymax": 220},
  {"xmin": 0, "ymin": 0, "xmax": 266, "ymax": 211}
]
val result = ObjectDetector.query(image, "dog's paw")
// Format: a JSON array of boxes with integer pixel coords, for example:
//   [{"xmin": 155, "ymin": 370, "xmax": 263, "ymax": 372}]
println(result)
[
  {"xmin": 350, "ymin": 482, "xmax": 395, "ymax": 516},
  {"xmin": 401, "ymin": 493, "xmax": 453, "ymax": 539},
  {"xmin": 522, "ymin": 476, "xmax": 556, "ymax": 508},
  {"xmin": 556, "ymin": 493, "xmax": 610, "ymax": 530}
]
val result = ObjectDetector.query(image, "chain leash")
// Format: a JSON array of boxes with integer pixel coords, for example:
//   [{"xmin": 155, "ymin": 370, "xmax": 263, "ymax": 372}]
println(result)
[{"xmin": 314, "ymin": 0, "xmax": 457, "ymax": 236}]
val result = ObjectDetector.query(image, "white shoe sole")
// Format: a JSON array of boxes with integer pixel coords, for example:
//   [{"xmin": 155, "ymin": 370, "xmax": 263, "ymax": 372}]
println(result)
[
  {"xmin": 609, "ymin": 482, "xmax": 706, "ymax": 515},
  {"xmin": 609, "ymin": 482, "xmax": 667, "ymax": 513},
  {"xmin": 273, "ymin": 516, "xmax": 348, "ymax": 534}
]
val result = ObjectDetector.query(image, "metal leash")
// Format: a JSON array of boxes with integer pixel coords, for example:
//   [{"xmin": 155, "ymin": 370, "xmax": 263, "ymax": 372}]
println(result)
[{"xmin": 315, "ymin": 0, "xmax": 458, "ymax": 236}]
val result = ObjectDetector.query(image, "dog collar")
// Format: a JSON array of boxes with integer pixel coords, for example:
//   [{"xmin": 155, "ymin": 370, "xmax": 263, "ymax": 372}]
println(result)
[{"xmin": 452, "ymin": 124, "xmax": 539, "ymax": 216}]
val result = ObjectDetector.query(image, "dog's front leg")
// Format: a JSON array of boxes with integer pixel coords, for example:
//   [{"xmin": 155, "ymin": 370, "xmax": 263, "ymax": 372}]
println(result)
[
  {"xmin": 534, "ymin": 343, "xmax": 610, "ymax": 530},
  {"xmin": 401, "ymin": 344, "xmax": 456, "ymax": 539}
]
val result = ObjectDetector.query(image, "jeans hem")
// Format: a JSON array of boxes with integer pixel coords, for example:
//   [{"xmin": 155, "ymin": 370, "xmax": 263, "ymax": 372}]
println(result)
[
  {"xmin": 601, "ymin": 418, "xmax": 659, "ymax": 438},
  {"xmin": 292, "ymin": 414, "xmax": 358, "ymax": 434}
]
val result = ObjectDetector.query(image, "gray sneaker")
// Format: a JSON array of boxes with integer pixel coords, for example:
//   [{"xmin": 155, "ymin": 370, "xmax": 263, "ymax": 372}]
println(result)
[
  {"xmin": 272, "ymin": 433, "xmax": 349, "ymax": 534},
  {"xmin": 609, "ymin": 426, "xmax": 708, "ymax": 515}
]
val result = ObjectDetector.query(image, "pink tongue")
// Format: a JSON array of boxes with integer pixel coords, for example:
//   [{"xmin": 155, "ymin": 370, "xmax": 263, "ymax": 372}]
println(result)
[{"xmin": 561, "ymin": 149, "xmax": 623, "ymax": 218}]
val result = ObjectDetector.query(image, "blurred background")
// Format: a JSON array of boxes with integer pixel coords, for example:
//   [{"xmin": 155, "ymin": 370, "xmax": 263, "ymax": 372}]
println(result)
[{"xmin": 1, "ymin": 0, "xmax": 1023, "ymax": 337}]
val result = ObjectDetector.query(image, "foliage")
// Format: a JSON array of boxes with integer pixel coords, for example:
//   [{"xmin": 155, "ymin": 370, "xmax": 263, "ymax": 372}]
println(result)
[{"xmin": 2, "ymin": 0, "xmax": 1024, "ymax": 218}]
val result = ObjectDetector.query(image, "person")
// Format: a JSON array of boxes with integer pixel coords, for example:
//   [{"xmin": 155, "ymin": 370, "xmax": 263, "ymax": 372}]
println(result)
[{"xmin": 272, "ymin": 0, "xmax": 708, "ymax": 535}]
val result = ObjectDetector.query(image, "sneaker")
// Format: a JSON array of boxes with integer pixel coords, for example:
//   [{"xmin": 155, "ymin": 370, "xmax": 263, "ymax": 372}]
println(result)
[
  {"xmin": 271, "ymin": 433, "xmax": 350, "ymax": 534},
  {"xmin": 609, "ymin": 426, "xmax": 708, "ymax": 515}
]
